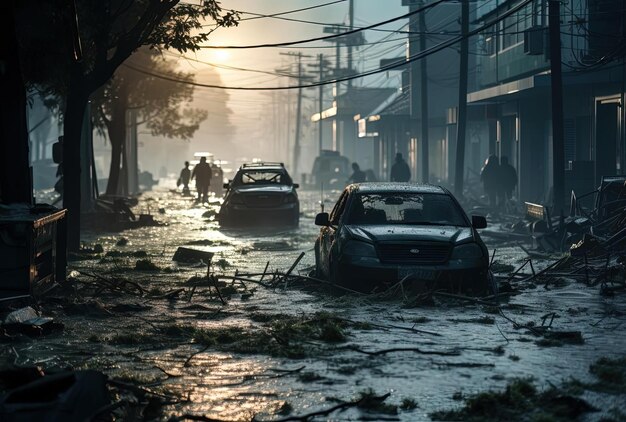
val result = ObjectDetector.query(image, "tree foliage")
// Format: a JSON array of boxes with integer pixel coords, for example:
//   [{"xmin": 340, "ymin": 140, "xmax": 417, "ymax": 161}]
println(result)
[
  {"xmin": 18, "ymin": 0, "xmax": 238, "ymax": 250},
  {"xmin": 93, "ymin": 49, "xmax": 208, "ymax": 141},
  {"xmin": 13, "ymin": 0, "xmax": 238, "ymax": 249},
  {"xmin": 16, "ymin": 0, "xmax": 238, "ymax": 114}
]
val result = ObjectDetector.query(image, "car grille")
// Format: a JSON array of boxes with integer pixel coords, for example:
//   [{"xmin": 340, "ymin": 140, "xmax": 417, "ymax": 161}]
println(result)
[
  {"xmin": 377, "ymin": 242, "xmax": 451, "ymax": 264},
  {"xmin": 243, "ymin": 194, "xmax": 284, "ymax": 207}
]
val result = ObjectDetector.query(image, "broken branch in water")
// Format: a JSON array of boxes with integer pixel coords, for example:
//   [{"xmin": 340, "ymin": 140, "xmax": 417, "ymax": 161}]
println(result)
[
  {"xmin": 347, "ymin": 345, "xmax": 460, "ymax": 356},
  {"xmin": 257, "ymin": 392, "xmax": 392, "ymax": 422},
  {"xmin": 183, "ymin": 344, "xmax": 211, "ymax": 367}
]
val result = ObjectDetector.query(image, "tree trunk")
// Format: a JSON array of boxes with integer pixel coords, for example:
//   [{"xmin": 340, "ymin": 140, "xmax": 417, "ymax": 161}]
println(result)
[
  {"xmin": 104, "ymin": 105, "xmax": 126, "ymax": 196},
  {"xmin": 63, "ymin": 74, "xmax": 89, "ymax": 251},
  {"xmin": 0, "ymin": 3, "xmax": 32, "ymax": 205},
  {"xmin": 105, "ymin": 137, "xmax": 123, "ymax": 196}
]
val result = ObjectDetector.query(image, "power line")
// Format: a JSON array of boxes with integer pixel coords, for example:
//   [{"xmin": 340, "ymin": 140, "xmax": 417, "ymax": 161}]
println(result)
[
  {"xmin": 199, "ymin": 0, "xmax": 446, "ymax": 49},
  {"xmin": 236, "ymin": 0, "xmax": 347, "ymax": 22},
  {"xmin": 235, "ymin": 10, "xmax": 456, "ymax": 36},
  {"xmin": 206, "ymin": 36, "xmax": 413, "ymax": 50},
  {"xmin": 160, "ymin": 50, "xmax": 300, "ymax": 79},
  {"xmin": 125, "ymin": 0, "xmax": 535, "ymax": 91}
]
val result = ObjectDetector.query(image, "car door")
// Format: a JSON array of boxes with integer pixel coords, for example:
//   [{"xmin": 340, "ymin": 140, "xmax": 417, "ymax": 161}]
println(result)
[{"xmin": 319, "ymin": 190, "xmax": 350, "ymax": 277}]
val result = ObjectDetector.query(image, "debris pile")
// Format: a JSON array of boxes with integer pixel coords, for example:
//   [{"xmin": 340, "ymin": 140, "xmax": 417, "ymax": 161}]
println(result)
[
  {"xmin": 1, "ymin": 306, "xmax": 63, "ymax": 338},
  {"xmin": 475, "ymin": 177, "xmax": 626, "ymax": 260}
]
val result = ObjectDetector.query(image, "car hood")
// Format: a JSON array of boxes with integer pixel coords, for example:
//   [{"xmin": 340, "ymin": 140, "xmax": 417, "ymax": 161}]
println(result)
[
  {"xmin": 344, "ymin": 224, "xmax": 474, "ymax": 244},
  {"xmin": 232, "ymin": 185, "xmax": 293, "ymax": 194}
]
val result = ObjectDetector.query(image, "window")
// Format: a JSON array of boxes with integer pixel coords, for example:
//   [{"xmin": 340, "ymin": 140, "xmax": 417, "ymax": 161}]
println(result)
[
  {"xmin": 483, "ymin": 35, "xmax": 496, "ymax": 56},
  {"xmin": 345, "ymin": 193, "xmax": 468, "ymax": 226},
  {"xmin": 238, "ymin": 170, "xmax": 290, "ymax": 185},
  {"xmin": 500, "ymin": 2, "xmax": 534, "ymax": 51},
  {"xmin": 330, "ymin": 191, "xmax": 349, "ymax": 224},
  {"xmin": 502, "ymin": 15, "xmax": 519, "ymax": 49}
]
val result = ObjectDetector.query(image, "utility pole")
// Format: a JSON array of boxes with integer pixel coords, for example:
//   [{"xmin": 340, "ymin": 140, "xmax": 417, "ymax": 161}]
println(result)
[
  {"xmin": 403, "ymin": 0, "xmax": 427, "ymax": 182},
  {"xmin": 271, "ymin": 90, "xmax": 279, "ymax": 160},
  {"xmin": 280, "ymin": 52, "xmax": 312, "ymax": 175},
  {"xmin": 418, "ymin": 1, "xmax": 429, "ymax": 183},
  {"xmin": 318, "ymin": 54, "xmax": 325, "ymax": 154},
  {"xmin": 294, "ymin": 54, "xmax": 303, "ymax": 176},
  {"xmin": 307, "ymin": 54, "xmax": 331, "ymax": 155},
  {"xmin": 454, "ymin": 0, "xmax": 469, "ymax": 196},
  {"xmin": 323, "ymin": 2, "xmax": 363, "ymax": 107},
  {"xmin": 347, "ymin": 0, "xmax": 354, "ymax": 89},
  {"xmin": 549, "ymin": 0, "xmax": 565, "ymax": 214}
]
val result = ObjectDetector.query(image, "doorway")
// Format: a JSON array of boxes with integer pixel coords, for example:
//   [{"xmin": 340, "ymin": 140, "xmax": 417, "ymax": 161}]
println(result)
[{"xmin": 595, "ymin": 97, "xmax": 621, "ymax": 185}]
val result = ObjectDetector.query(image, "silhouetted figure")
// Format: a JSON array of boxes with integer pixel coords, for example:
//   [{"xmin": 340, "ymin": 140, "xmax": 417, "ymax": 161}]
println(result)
[
  {"xmin": 210, "ymin": 163, "xmax": 224, "ymax": 195},
  {"xmin": 365, "ymin": 169, "xmax": 378, "ymax": 182},
  {"xmin": 178, "ymin": 161, "xmax": 191, "ymax": 195},
  {"xmin": 480, "ymin": 154, "xmax": 499, "ymax": 207},
  {"xmin": 347, "ymin": 162, "xmax": 366, "ymax": 183},
  {"xmin": 497, "ymin": 156, "xmax": 517, "ymax": 206},
  {"xmin": 192, "ymin": 157, "xmax": 212, "ymax": 203},
  {"xmin": 390, "ymin": 152, "xmax": 411, "ymax": 182}
]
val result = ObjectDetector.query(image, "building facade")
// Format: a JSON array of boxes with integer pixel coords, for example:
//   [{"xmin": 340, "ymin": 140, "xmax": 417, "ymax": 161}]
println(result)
[{"xmin": 466, "ymin": 0, "xmax": 626, "ymax": 205}]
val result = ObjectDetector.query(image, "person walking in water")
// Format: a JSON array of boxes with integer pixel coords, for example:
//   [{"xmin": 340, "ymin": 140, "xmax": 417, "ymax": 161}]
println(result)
[
  {"xmin": 191, "ymin": 156, "xmax": 212, "ymax": 203},
  {"xmin": 497, "ymin": 156, "xmax": 518, "ymax": 209},
  {"xmin": 480, "ymin": 154, "xmax": 499, "ymax": 207},
  {"xmin": 347, "ymin": 162, "xmax": 366, "ymax": 184},
  {"xmin": 390, "ymin": 152, "xmax": 411, "ymax": 182},
  {"xmin": 178, "ymin": 161, "xmax": 191, "ymax": 195}
]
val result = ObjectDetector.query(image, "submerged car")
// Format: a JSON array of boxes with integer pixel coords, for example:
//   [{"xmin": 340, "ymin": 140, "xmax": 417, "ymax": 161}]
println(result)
[
  {"xmin": 314, "ymin": 183, "xmax": 490, "ymax": 294},
  {"xmin": 218, "ymin": 162, "xmax": 300, "ymax": 227}
]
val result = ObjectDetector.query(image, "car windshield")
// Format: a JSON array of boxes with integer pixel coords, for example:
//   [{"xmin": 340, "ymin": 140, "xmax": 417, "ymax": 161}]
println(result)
[
  {"xmin": 238, "ymin": 170, "xmax": 290, "ymax": 185},
  {"xmin": 345, "ymin": 192, "xmax": 468, "ymax": 226}
]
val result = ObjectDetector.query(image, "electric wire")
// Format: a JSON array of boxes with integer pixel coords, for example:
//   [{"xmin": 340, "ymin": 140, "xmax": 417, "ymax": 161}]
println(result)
[
  {"xmin": 123, "ymin": 0, "xmax": 536, "ymax": 90},
  {"xmin": 198, "ymin": 0, "xmax": 447, "ymax": 49}
]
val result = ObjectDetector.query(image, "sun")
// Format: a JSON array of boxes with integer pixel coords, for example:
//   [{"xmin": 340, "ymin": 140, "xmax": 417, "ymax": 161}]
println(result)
[{"xmin": 211, "ymin": 49, "xmax": 230, "ymax": 63}]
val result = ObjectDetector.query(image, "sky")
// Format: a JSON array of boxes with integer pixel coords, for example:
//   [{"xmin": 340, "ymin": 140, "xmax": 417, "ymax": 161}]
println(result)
[{"xmin": 159, "ymin": 0, "xmax": 411, "ymax": 174}]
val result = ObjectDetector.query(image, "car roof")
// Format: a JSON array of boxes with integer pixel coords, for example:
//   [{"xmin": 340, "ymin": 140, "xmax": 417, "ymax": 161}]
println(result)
[
  {"xmin": 238, "ymin": 165, "xmax": 285, "ymax": 172},
  {"xmin": 349, "ymin": 182, "xmax": 447, "ymax": 194}
]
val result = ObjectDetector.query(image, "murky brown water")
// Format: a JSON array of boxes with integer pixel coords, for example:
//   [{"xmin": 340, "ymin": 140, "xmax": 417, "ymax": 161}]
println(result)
[{"xmin": 8, "ymin": 184, "xmax": 626, "ymax": 421}]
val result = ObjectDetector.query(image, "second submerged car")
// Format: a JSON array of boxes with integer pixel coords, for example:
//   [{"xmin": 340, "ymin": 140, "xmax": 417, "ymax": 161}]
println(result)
[{"xmin": 218, "ymin": 162, "xmax": 300, "ymax": 228}]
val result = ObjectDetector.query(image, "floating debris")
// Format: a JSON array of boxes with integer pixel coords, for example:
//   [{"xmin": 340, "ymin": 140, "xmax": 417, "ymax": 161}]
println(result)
[{"xmin": 134, "ymin": 259, "xmax": 159, "ymax": 271}]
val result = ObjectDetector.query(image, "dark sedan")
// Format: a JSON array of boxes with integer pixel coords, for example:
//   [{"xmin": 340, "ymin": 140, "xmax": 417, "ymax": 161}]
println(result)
[
  {"xmin": 314, "ymin": 183, "xmax": 491, "ymax": 294},
  {"xmin": 218, "ymin": 162, "xmax": 299, "ymax": 227}
]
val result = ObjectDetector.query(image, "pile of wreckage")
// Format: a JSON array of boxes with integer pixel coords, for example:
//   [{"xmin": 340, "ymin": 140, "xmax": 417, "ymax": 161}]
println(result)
[{"xmin": 486, "ymin": 176, "xmax": 626, "ymax": 294}]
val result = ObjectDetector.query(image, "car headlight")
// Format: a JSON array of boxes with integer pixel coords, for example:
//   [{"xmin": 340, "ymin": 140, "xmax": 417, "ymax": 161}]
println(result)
[
  {"xmin": 343, "ymin": 240, "xmax": 377, "ymax": 257},
  {"xmin": 451, "ymin": 243, "xmax": 483, "ymax": 259}
]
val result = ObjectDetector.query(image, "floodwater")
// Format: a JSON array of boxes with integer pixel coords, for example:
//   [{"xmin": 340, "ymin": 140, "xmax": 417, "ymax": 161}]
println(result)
[{"xmin": 9, "ymin": 184, "xmax": 626, "ymax": 420}]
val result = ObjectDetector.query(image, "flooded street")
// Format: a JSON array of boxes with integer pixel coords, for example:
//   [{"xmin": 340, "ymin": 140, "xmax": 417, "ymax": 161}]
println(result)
[
  {"xmin": 6, "ymin": 184, "xmax": 623, "ymax": 421},
  {"xmin": 5, "ymin": 0, "xmax": 626, "ymax": 420}
]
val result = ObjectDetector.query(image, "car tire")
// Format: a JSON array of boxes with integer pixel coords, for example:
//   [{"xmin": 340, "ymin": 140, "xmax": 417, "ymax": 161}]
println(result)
[
  {"xmin": 314, "ymin": 240, "xmax": 322, "ymax": 278},
  {"xmin": 328, "ymin": 257, "xmax": 346, "ymax": 287},
  {"xmin": 328, "ymin": 255, "xmax": 339, "ymax": 285}
]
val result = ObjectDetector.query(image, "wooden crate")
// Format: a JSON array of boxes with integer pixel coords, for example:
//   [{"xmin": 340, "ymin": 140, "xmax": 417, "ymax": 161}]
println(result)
[{"xmin": 0, "ymin": 207, "xmax": 66, "ymax": 298}]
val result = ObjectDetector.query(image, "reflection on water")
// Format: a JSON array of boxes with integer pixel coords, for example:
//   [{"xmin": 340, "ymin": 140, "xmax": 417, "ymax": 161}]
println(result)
[{"xmin": 15, "ymin": 186, "xmax": 625, "ymax": 420}]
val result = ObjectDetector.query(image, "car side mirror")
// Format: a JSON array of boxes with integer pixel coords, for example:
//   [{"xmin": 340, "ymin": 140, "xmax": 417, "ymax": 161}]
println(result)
[
  {"xmin": 315, "ymin": 212, "xmax": 330, "ymax": 226},
  {"xmin": 223, "ymin": 183, "xmax": 230, "ymax": 189},
  {"xmin": 472, "ymin": 215, "xmax": 487, "ymax": 229},
  {"xmin": 293, "ymin": 183, "xmax": 300, "ymax": 189}
]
